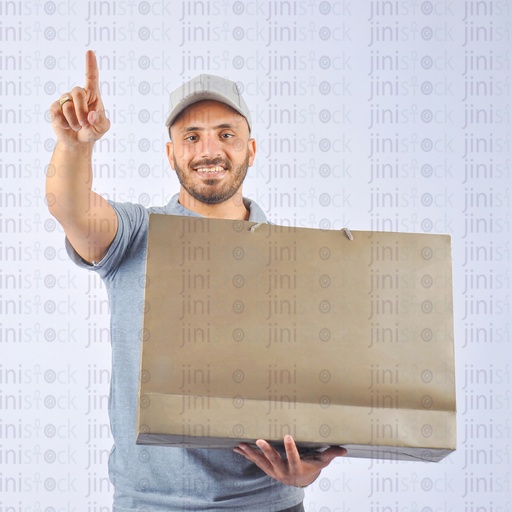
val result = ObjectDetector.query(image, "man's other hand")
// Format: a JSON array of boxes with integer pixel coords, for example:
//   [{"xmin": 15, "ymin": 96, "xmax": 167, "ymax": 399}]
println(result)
[{"xmin": 234, "ymin": 435, "xmax": 347, "ymax": 488}]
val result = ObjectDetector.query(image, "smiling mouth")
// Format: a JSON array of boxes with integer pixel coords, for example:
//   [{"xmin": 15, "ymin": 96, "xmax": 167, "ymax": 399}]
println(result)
[{"xmin": 195, "ymin": 166, "xmax": 226, "ymax": 174}]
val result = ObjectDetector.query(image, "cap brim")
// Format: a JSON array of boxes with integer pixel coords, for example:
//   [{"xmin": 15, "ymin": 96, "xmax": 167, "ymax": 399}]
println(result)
[{"xmin": 165, "ymin": 92, "xmax": 249, "ymax": 129}]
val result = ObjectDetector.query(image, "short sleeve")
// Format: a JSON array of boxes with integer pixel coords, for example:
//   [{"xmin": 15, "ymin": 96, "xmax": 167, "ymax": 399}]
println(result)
[{"xmin": 65, "ymin": 201, "xmax": 148, "ymax": 280}]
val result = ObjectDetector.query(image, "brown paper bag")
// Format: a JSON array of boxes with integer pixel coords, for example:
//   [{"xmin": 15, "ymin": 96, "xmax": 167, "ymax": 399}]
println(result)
[{"xmin": 136, "ymin": 216, "xmax": 456, "ymax": 462}]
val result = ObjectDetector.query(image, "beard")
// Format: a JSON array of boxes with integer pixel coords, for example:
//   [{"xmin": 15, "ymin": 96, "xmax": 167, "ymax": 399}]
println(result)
[{"xmin": 173, "ymin": 152, "xmax": 250, "ymax": 205}]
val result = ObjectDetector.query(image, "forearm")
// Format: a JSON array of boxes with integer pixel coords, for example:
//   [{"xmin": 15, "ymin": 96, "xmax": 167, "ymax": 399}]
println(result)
[
  {"xmin": 46, "ymin": 140, "xmax": 96, "ymax": 226},
  {"xmin": 46, "ymin": 138, "xmax": 117, "ymax": 264}
]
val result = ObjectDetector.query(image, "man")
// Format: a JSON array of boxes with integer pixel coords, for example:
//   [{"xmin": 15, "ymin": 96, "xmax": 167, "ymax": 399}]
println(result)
[{"xmin": 46, "ymin": 50, "xmax": 346, "ymax": 511}]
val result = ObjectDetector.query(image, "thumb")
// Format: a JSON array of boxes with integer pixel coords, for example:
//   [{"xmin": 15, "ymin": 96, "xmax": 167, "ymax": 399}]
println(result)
[{"xmin": 88, "ymin": 109, "xmax": 110, "ymax": 135}]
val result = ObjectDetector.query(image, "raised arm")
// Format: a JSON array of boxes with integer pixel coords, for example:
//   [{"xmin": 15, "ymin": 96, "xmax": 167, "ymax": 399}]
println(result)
[{"xmin": 46, "ymin": 50, "xmax": 117, "ymax": 264}]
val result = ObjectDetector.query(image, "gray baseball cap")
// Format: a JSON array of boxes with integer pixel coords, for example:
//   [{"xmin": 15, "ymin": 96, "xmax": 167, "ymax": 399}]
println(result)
[{"xmin": 165, "ymin": 74, "xmax": 252, "ymax": 132}]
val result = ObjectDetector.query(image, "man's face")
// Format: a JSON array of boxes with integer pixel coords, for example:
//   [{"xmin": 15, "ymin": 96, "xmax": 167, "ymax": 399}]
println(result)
[{"xmin": 166, "ymin": 100, "xmax": 256, "ymax": 205}]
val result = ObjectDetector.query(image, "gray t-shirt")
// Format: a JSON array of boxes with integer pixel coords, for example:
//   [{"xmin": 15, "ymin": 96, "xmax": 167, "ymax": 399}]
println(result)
[{"xmin": 66, "ymin": 194, "xmax": 304, "ymax": 511}]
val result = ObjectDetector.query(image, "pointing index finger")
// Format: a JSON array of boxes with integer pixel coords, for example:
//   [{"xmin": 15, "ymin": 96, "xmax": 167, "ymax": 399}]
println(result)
[{"xmin": 84, "ymin": 50, "xmax": 99, "ymax": 92}]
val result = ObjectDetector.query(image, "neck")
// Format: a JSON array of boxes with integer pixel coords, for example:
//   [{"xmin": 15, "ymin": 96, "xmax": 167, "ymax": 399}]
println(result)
[{"xmin": 178, "ymin": 189, "xmax": 249, "ymax": 220}]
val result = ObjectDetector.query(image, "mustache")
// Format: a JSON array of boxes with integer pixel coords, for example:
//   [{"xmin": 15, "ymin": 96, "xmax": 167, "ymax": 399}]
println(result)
[{"xmin": 191, "ymin": 158, "xmax": 231, "ymax": 170}]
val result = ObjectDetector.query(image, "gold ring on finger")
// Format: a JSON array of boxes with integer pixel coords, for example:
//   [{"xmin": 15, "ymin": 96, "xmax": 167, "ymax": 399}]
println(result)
[{"xmin": 59, "ymin": 95, "xmax": 72, "ymax": 107}]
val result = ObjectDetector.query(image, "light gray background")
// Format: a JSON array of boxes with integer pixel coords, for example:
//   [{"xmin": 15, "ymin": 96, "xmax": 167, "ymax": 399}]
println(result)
[{"xmin": 0, "ymin": 0, "xmax": 510, "ymax": 509}]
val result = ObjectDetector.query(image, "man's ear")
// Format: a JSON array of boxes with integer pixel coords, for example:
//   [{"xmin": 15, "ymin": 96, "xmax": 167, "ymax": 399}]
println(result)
[
  {"xmin": 247, "ymin": 138, "xmax": 256, "ymax": 167},
  {"xmin": 166, "ymin": 141, "xmax": 175, "ymax": 170}
]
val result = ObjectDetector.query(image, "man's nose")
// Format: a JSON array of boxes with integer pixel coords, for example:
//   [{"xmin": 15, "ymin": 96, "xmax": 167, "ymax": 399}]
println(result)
[{"xmin": 200, "ymin": 134, "xmax": 222, "ymax": 158}]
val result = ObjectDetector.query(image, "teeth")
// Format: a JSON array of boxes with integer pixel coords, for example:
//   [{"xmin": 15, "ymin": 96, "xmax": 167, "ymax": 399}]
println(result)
[{"xmin": 197, "ymin": 166, "xmax": 224, "ymax": 173}]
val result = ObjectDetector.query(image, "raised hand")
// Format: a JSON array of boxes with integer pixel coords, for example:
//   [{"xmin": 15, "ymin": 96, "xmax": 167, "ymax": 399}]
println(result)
[
  {"xmin": 46, "ymin": 50, "xmax": 118, "ymax": 265},
  {"xmin": 49, "ymin": 50, "xmax": 110, "ymax": 147}
]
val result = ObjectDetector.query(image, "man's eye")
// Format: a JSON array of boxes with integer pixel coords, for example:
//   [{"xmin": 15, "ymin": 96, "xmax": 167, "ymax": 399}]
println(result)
[
  {"xmin": 186, "ymin": 135, "xmax": 198, "ymax": 142},
  {"xmin": 221, "ymin": 133, "xmax": 234, "ymax": 139}
]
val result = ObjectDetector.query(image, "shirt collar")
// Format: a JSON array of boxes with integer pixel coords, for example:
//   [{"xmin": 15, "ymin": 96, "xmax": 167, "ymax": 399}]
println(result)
[{"xmin": 162, "ymin": 193, "xmax": 268, "ymax": 223}]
